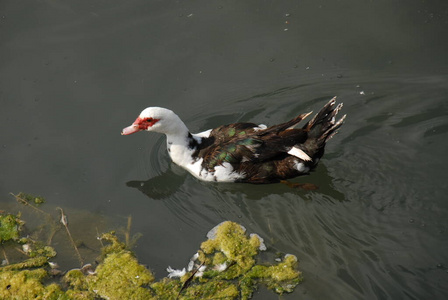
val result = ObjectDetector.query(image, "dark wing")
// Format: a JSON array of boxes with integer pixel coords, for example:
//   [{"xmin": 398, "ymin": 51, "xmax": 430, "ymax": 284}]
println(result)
[
  {"xmin": 251, "ymin": 112, "xmax": 311, "ymax": 161},
  {"xmin": 197, "ymin": 117, "xmax": 310, "ymax": 171},
  {"xmin": 253, "ymin": 129, "xmax": 307, "ymax": 161},
  {"xmin": 207, "ymin": 122, "xmax": 259, "ymax": 142},
  {"xmin": 196, "ymin": 122, "xmax": 262, "ymax": 171}
]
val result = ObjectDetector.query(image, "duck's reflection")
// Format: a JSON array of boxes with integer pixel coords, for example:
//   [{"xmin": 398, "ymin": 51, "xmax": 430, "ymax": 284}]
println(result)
[
  {"xmin": 126, "ymin": 162, "xmax": 345, "ymax": 202},
  {"xmin": 126, "ymin": 164, "xmax": 186, "ymax": 199}
]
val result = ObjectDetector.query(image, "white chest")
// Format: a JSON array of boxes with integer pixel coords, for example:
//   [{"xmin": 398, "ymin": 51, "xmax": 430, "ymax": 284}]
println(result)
[
  {"xmin": 166, "ymin": 133, "xmax": 244, "ymax": 182},
  {"xmin": 167, "ymin": 142, "xmax": 194, "ymax": 167}
]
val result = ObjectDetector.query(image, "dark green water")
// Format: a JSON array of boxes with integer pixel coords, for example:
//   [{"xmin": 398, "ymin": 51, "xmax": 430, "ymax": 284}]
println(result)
[{"xmin": 1, "ymin": 1, "xmax": 448, "ymax": 299}]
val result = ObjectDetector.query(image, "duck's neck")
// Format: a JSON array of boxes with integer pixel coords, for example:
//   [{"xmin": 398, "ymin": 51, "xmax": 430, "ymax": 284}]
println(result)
[{"xmin": 165, "ymin": 122, "xmax": 198, "ymax": 167}]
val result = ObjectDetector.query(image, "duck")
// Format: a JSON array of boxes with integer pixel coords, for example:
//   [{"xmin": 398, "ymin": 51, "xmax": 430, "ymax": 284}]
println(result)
[{"xmin": 122, "ymin": 97, "xmax": 345, "ymax": 184}]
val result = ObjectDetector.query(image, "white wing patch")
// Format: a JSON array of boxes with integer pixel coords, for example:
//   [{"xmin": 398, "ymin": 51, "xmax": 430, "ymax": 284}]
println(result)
[
  {"xmin": 187, "ymin": 159, "xmax": 244, "ymax": 182},
  {"xmin": 213, "ymin": 162, "xmax": 244, "ymax": 181},
  {"xmin": 253, "ymin": 124, "xmax": 267, "ymax": 131},
  {"xmin": 192, "ymin": 129, "xmax": 212, "ymax": 143},
  {"xmin": 294, "ymin": 162, "xmax": 309, "ymax": 173},
  {"xmin": 288, "ymin": 147, "xmax": 312, "ymax": 161}
]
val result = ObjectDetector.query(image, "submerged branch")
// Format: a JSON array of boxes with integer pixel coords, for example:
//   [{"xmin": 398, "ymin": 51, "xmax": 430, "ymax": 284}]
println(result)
[
  {"xmin": 10, "ymin": 193, "xmax": 51, "ymax": 218},
  {"xmin": 176, "ymin": 261, "xmax": 205, "ymax": 300},
  {"xmin": 57, "ymin": 207, "xmax": 84, "ymax": 267},
  {"xmin": 125, "ymin": 215, "xmax": 132, "ymax": 247},
  {"xmin": 1, "ymin": 246, "xmax": 9, "ymax": 265}
]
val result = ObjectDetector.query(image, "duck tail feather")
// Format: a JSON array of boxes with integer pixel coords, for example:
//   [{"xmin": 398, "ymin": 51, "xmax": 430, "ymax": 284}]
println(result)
[
  {"xmin": 260, "ymin": 111, "xmax": 312, "ymax": 135},
  {"xmin": 303, "ymin": 97, "xmax": 345, "ymax": 142}
]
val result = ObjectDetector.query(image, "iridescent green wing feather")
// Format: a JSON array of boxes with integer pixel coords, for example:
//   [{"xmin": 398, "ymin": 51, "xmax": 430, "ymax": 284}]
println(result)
[{"xmin": 205, "ymin": 137, "xmax": 263, "ymax": 170}]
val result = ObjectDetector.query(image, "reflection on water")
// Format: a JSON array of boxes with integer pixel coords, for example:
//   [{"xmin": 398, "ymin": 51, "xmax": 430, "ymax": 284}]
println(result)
[
  {"xmin": 128, "ymin": 161, "xmax": 345, "ymax": 201},
  {"xmin": 127, "ymin": 165, "xmax": 186, "ymax": 200}
]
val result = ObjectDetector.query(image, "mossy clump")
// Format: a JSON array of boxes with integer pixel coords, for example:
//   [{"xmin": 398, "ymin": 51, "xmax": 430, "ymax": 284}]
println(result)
[
  {"xmin": 19, "ymin": 239, "xmax": 57, "ymax": 259},
  {"xmin": 87, "ymin": 251, "xmax": 155, "ymax": 299},
  {"xmin": 16, "ymin": 192, "xmax": 45, "ymax": 205},
  {"xmin": 244, "ymin": 254, "xmax": 302, "ymax": 295},
  {"xmin": 0, "ymin": 213, "xmax": 24, "ymax": 243},
  {"xmin": 64, "ymin": 269, "xmax": 89, "ymax": 290},
  {"xmin": 197, "ymin": 221, "xmax": 301, "ymax": 299},
  {"xmin": 201, "ymin": 221, "xmax": 258, "ymax": 275},
  {"xmin": 97, "ymin": 231, "xmax": 127, "ymax": 257},
  {"xmin": 64, "ymin": 269, "xmax": 96, "ymax": 299},
  {"xmin": 1, "ymin": 256, "xmax": 49, "ymax": 272},
  {"xmin": 64, "ymin": 232, "xmax": 156, "ymax": 300},
  {"xmin": 150, "ymin": 277, "xmax": 182, "ymax": 298},
  {"xmin": 182, "ymin": 280, "xmax": 239, "ymax": 299},
  {"xmin": 0, "ymin": 263, "xmax": 66, "ymax": 299}
]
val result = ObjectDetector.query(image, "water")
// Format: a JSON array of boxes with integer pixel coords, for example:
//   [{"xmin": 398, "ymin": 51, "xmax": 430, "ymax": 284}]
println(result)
[{"xmin": 1, "ymin": 1, "xmax": 448, "ymax": 299}]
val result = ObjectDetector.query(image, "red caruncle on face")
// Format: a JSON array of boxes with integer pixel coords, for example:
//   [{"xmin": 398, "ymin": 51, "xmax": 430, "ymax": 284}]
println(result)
[{"xmin": 134, "ymin": 117, "xmax": 160, "ymax": 130}]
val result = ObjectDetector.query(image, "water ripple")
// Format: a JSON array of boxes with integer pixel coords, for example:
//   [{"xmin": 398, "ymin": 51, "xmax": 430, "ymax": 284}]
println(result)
[{"xmin": 125, "ymin": 73, "xmax": 448, "ymax": 299}]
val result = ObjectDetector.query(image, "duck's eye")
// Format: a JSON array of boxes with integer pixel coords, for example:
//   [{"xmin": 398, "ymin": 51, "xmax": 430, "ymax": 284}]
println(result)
[{"xmin": 146, "ymin": 118, "xmax": 153, "ymax": 122}]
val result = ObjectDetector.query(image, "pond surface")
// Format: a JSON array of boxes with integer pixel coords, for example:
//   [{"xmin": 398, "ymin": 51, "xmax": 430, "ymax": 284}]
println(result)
[{"xmin": 1, "ymin": 0, "xmax": 448, "ymax": 299}]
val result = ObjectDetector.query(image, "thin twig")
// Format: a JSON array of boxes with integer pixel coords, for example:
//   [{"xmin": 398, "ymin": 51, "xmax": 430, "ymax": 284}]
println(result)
[
  {"xmin": 1, "ymin": 246, "xmax": 9, "ymax": 265},
  {"xmin": 267, "ymin": 218, "xmax": 274, "ymax": 244},
  {"xmin": 46, "ymin": 226, "xmax": 58, "ymax": 246},
  {"xmin": 96, "ymin": 227, "xmax": 104, "ymax": 247},
  {"xmin": 176, "ymin": 261, "xmax": 205, "ymax": 300},
  {"xmin": 125, "ymin": 215, "xmax": 132, "ymax": 247},
  {"xmin": 14, "ymin": 247, "xmax": 27, "ymax": 256},
  {"xmin": 57, "ymin": 207, "xmax": 84, "ymax": 267},
  {"xmin": 10, "ymin": 193, "xmax": 51, "ymax": 217}
]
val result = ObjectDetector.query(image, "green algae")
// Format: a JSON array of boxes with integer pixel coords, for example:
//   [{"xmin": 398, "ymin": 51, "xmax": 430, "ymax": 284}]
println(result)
[
  {"xmin": 64, "ymin": 269, "xmax": 89, "ymax": 290},
  {"xmin": 86, "ymin": 245, "xmax": 155, "ymax": 299},
  {"xmin": 0, "ymin": 260, "xmax": 68, "ymax": 300},
  {"xmin": 16, "ymin": 192, "xmax": 46, "ymax": 205},
  {"xmin": 1, "ymin": 256, "xmax": 48, "ymax": 271},
  {"xmin": 97, "ymin": 231, "xmax": 126, "ymax": 257},
  {"xmin": 1, "ymin": 208, "xmax": 302, "ymax": 300},
  {"xmin": 181, "ymin": 280, "xmax": 239, "ymax": 299},
  {"xmin": 0, "ymin": 213, "xmax": 24, "ymax": 243},
  {"xmin": 19, "ymin": 238, "xmax": 58, "ymax": 259},
  {"xmin": 150, "ymin": 277, "xmax": 182, "ymax": 298},
  {"xmin": 0, "ymin": 268, "xmax": 66, "ymax": 300},
  {"xmin": 61, "ymin": 232, "xmax": 155, "ymax": 300},
  {"xmin": 196, "ymin": 221, "xmax": 302, "ymax": 299},
  {"xmin": 243, "ymin": 254, "xmax": 302, "ymax": 296},
  {"xmin": 201, "ymin": 221, "xmax": 258, "ymax": 274}
]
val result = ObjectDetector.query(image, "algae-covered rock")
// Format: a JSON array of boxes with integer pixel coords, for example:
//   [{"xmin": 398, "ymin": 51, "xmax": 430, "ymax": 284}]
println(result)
[{"xmin": 0, "ymin": 213, "xmax": 24, "ymax": 243}]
